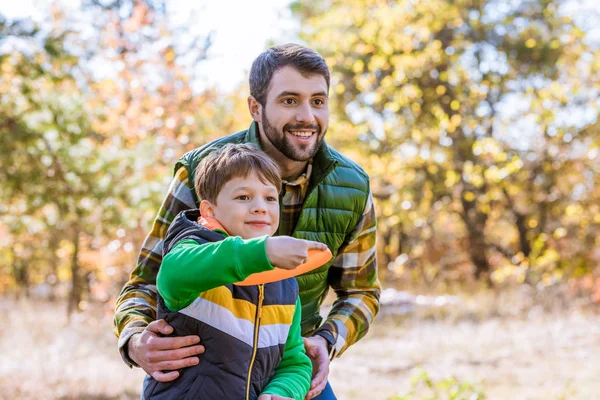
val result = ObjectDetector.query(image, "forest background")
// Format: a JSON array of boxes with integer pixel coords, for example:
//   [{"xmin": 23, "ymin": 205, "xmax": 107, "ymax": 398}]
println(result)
[{"xmin": 1, "ymin": 0, "xmax": 599, "ymax": 399}]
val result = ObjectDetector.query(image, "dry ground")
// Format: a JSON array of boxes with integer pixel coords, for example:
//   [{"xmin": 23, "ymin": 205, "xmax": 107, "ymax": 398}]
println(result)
[{"xmin": 1, "ymin": 295, "xmax": 599, "ymax": 400}]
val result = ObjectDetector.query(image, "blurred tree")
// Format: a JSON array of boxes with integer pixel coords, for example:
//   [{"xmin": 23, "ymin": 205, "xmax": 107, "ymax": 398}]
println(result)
[
  {"xmin": 292, "ymin": 0, "xmax": 600, "ymax": 287},
  {"xmin": 0, "ymin": 1, "xmax": 249, "ymax": 311}
]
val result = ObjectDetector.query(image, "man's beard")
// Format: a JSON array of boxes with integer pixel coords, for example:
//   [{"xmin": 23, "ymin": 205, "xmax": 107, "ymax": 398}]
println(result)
[{"xmin": 261, "ymin": 110, "xmax": 325, "ymax": 162}]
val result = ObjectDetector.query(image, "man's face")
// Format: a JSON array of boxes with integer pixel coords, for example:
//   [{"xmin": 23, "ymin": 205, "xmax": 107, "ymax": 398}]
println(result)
[
  {"xmin": 260, "ymin": 66, "xmax": 329, "ymax": 162},
  {"xmin": 208, "ymin": 171, "xmax": 280, "ymax": 239}
]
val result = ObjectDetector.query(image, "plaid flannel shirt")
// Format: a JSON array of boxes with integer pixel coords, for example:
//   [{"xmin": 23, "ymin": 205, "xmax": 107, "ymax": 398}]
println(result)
[{"xmin": 114, "ymin": 162, "xmax": 379, "ymax": 366}]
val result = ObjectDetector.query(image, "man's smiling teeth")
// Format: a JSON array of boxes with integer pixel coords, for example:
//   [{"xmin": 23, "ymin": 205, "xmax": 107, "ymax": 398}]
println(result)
[{"xmin": 289, "ymin": 131, "xmax": 313, "ymax": 138}]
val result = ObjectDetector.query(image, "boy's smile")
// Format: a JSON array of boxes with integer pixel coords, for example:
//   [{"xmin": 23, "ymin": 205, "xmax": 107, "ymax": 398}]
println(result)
[{"xmin": 201, "ymin": 171, "xmax": 280, "ymax": 239}]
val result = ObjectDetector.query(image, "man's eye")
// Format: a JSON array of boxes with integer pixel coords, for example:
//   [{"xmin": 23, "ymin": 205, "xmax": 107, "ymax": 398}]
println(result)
[
  {"xmin": 283, "ymin": 98, "xmax": 296, "ymax": 105},
  {"xmin": 313, "ymin": 98, "xmax": 325, "ymax": 106}
]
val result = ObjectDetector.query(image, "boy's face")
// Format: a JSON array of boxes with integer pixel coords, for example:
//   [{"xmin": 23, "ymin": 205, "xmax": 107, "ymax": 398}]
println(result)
[{"xmin": 203, "ymin": 171, "xmax": 280, "ymax": 239}]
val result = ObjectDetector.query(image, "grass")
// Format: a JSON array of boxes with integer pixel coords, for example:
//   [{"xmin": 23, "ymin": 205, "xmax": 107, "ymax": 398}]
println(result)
[{"xmin": 1, "ymin": 290, "xmax": 599, "ymax": 399}]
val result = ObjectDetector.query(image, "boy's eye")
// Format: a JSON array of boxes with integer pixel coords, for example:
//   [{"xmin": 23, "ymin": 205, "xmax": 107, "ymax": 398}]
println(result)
[
  {"xmin": 266, "ymin": 196, "xmax": 278, "ymax": 202},
  {"xmin": 236, "ymin": 195, "xmax": 249, "ymax": 200}
]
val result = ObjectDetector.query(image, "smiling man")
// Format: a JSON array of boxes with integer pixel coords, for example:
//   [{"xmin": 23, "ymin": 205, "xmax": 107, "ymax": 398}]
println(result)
[{"xmin": 114, "ymin": 44, "xmax": 380, "ymax": 400}]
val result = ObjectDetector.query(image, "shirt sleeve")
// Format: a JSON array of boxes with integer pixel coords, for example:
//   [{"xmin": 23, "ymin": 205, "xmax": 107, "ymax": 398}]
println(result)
[
  {"xmin": 158, "ymin": 237, "xmax": 274, "ymax": 311},
  {"xmin": 314, "ymin": 189, "xmax": 381, "ymax": 358},
  {"xmin": 113, "ymin": 166, "xmax": 196, "ymax": 367},
  {"xmin": 261, "ymin": 297, "xmax": 312, "ymax": 400}
]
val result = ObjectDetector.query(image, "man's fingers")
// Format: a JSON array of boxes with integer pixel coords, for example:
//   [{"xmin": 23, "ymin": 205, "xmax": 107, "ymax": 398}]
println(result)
[
  {"xmin": 166, "ymin": 344, "xmax": 205, "ymax": 360},
  {"xmin": 306, "ymin": 381, "xmax": 327, "ymax": 400},
  {"xmin": 151, "ymin": 370, "xmax": 179, "ymax": 383},
  {"xmin": 156, "ymin": 355, "xmax": 200, "ymax": 371},
  {"xmin": 310, "ymin": 364, "xmax": 328, "ymax": 389},
  {"xmin": 146, "ymin": 319, "xmax": 174, "ymax": 335},
  {"xmin": 147, "ymin": 342, "xmax": 205, "ymax": 363},
  {"xmin": 148, "ymin": 334, "xmax": 201, "ymax": 351}
]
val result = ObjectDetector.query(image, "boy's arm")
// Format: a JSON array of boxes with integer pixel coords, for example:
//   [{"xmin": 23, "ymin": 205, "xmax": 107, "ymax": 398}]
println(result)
[
  {"xmin": 261, "ymin": 297, "xmax": 312, "ymax": 400},
  {"xmin": 158, "ymin": 236, "xmax": 274, "ymax": 311},
  {"xmin": 113, "ymin": 166, "xmax": 195, "ymax": 367},
  {"xmin": 314, "ymin": 189, "xmax": 381, "ymax": 358}
]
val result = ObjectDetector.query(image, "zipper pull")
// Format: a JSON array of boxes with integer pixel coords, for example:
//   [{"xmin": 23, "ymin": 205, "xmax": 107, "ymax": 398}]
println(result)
[{"xmin": 257, "ymin": 284, "xmax": 264, "ymax": 318}]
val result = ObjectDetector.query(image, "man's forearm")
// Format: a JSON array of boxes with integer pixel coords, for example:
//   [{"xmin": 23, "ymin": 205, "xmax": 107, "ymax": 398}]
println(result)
[
  {"xmin": 314, "ymin": 289, "xmax": 380, "ymax": 358},
  {"xmin": 316, "ymin": 189, "xmax": 380, "ymax": 358},
  {"xmin": 113, "ymin": 166, "xmax": 196, "ymax": 366},
  {"xmin": 114, "ymin": 282, "xmax": 158, "ymax": 367}
]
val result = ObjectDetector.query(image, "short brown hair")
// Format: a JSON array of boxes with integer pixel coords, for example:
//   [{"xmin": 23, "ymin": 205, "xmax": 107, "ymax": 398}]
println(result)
[
  {"xmin": 194, "ymin": 143, "xmax": 282, "ymax": 204},
  {"xmin": 250, "ymin": 43, "xmax": 330, "ymax": 105}
]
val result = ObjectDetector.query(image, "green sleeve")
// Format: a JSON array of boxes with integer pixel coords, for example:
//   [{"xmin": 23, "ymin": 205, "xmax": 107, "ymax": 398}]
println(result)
[
  {"xmin": 157, "ymin": 236, "xmax": 274, "ymax": 311},
  {"xmin": 261, "ymin": 297, "xmax": 312, "ymax": 400}
]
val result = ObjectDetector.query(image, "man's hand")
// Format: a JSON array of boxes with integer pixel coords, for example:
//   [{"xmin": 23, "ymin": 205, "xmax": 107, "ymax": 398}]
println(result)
[
  {"xmin": 258, "ymin": 395, "xmax": 293, "ymax": 400},
  {"xmin": 303, "ymin": 335, "xmax": 330, "ymax": 399},
  {"xmin": 128, "ymin": 319, "xmax": 205, "ymax": 382},
  {"xmin": 266, "ymin": 237, "xmax": 328, "ymax": 270}
]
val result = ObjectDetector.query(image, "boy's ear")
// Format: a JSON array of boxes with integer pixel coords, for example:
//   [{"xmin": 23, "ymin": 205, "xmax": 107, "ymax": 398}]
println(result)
[
  {"xmin": 200, "ymin": 200, "xmax": 215, "ymax": 218},
  {"xmin": 248, "ymin": 95, "xmax": 262, "ymax": 123}
]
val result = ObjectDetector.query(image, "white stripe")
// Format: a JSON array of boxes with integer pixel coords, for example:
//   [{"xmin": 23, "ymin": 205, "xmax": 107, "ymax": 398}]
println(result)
[
  {"xmin": 180, "ymin": 297, "xmax": 255, "ymax": 346},
  {"xmin": 363, "ymin": 191, "xmax": 374, "ymax": 216},
  {"xmin": 179, "ymin": 297, "xmax": 290, "ymax": 348},
  {"xmin": 332, "ymin": 319, "xmax": 347, "ymax": 353},
  {"xmin": 258, "ymin": 323, "xmax": 290, "ymax": 349}
]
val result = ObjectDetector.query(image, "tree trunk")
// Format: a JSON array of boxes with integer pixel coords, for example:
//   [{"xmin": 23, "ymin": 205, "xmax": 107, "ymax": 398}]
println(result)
[
  {"xmin": 10, "ymin": 248, "xmax": 30, "ymax": 299},
  {"xmin": 67, "ymin": 226, "xmax": 82, "ymax": 316},
  {"xmin": 460, "ymin": 192, "xmax": 491, "ymax": 284},
  {"xmin": 47, "ymin": 234, "xmax": 60, "ymax": 301}
]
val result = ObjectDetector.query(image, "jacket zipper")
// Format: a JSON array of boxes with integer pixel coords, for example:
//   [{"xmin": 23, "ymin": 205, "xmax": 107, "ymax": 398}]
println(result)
[{"xmin": 245, "ymin": 284, "xmax": 264, "ymax": 400}]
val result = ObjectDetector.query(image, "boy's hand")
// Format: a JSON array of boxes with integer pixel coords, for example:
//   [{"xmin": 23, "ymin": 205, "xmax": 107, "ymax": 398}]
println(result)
[
  {"xmin": 128, "ymin": 319, "xmax": 205, "ymax": 382},
  {"xmin": 258, "ymin": 395, "xmax": 293, "ymax": 400},
  {"xmin": 265, "ymin": 236, "xmax": 328, "ymax": 270}
]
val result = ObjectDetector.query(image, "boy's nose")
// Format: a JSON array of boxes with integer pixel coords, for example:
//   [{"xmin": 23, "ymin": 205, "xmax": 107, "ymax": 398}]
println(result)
[{"xmin": 251, "ymin": 201, "xmax": 267, "ymax": 214}]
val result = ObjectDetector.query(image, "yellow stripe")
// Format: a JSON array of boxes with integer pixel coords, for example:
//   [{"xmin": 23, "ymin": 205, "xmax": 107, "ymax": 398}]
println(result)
[
  {"xmin": 200, "ymin": 286, "xmax": 256, "ymax": 323},
  {"xmin": 261, "ymin": 303, "xmax": 295, "ymax": 326}
]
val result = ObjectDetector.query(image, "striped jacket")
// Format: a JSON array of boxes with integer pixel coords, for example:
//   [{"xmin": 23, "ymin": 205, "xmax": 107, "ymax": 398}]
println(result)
[{"xmin": 142, "ymin": 210, "xmax": 311, "ymax": 400}]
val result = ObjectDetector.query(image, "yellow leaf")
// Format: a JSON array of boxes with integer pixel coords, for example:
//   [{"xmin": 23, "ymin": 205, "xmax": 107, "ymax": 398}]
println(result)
[
  {"xmin": 463, "ymin": 191, "xmax": 476, "ymax": 202},
  {"xmin": 553, "ymin": 227, "xmax": 567, "ymax": 239}
]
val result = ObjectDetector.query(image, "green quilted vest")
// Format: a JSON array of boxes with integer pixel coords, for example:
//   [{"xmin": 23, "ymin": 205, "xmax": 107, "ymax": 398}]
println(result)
[{"xmin": 175, "ymin": 122, "xmax": 371, "ymax": 335}]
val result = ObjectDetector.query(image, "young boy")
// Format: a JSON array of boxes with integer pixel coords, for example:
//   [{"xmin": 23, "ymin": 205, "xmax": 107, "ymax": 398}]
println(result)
[{"xmin": 142, "ymin": 143, "xmax": 326, "ymax": 400}]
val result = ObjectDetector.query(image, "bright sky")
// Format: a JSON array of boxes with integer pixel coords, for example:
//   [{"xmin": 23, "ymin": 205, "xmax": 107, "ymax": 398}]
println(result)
[{"xmin": 0, "ymin": 0, "xmax": 299, "ymax": 92}]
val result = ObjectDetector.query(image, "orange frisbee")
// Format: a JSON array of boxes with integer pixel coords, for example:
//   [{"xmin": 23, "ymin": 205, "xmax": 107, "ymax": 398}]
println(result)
[
  {"xmin": 235, "ymin": 247, "xmax": 332, "ymax": 286},
  {"xmin": 198, "ymin": 216, "xmax": 333, "ymax": 286}
]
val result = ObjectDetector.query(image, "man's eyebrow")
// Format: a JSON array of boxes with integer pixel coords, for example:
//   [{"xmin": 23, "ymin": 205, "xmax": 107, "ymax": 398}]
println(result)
[{"xmin": 275, "ymin": 90, "xmax": 328, "ymax": 98}]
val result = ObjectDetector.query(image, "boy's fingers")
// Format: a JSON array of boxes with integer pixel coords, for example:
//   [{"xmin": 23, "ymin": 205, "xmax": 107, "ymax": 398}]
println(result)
[{"xmin": 306, "ymin": 240, "xmax": 328, "ymax": 251}]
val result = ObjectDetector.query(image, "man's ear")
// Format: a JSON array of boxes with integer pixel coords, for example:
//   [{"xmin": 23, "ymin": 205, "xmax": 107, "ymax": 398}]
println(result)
[
  {"xmin": 248, "ymin": 95, "xmax": 262, "ymax": 123},
  {"xmin": 200, "ymin": 200, "xmax": 215, "ymax": 218}
]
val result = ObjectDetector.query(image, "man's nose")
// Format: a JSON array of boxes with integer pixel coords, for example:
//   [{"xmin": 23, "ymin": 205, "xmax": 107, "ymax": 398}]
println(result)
[{"xmin": 296, "ymin": 102, "xmax": 315, "ymax": 124}]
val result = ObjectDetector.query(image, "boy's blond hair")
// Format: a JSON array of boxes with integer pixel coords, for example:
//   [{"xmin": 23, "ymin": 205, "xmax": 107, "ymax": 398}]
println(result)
[{"xmin": 194, "ymin": 143, "xmax": 282, "ymax": 203}]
